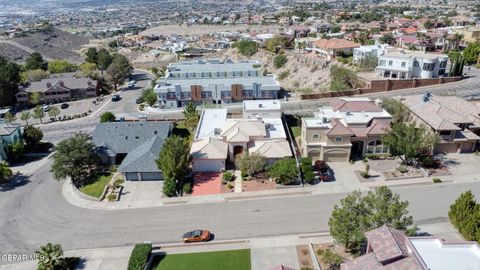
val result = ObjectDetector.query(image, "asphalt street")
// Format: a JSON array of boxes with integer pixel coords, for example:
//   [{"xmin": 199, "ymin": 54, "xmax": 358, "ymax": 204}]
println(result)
[{"xmin": 0, "ymin": 158, "xmax": 479, "ymax": 258}]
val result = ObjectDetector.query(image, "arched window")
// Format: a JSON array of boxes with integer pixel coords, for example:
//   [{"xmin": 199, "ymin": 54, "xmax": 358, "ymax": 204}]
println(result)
[{"xmin": 312, "ymin": 134, "xmax": 320, "ymax": 140}]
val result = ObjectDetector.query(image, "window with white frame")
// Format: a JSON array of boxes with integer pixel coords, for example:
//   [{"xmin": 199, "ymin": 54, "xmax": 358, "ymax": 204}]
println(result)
[
  {"xmin": 367, "ymin": 140, "xmax": 389, "ymax": 154},
  {"xmin": 335, "ymin": 137, "xmax": 343, "ymax": 142},
  {"xmin": 312, "ymin": 134, "xmax": 320, "ymax": 140}
]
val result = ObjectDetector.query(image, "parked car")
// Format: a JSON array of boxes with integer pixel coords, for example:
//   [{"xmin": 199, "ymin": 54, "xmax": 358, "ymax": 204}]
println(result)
[
  {"xmin": 182, "ymin": 230, "xmax": 211, "ymax": 243},
  {"xmin": 315, "ymin": 160, "xmax": 331, "ymax": 181},
  {"xmin": 111, "ymin": 94, "xmax": 120, "ymax": 102},
  {"xmin": 42, "ymin": 105, "xmax": 50, "ymax": 112},
  {"xmin": 135, "ymin": 98, "xmax": 142, "ymax": 104},
  {"xmin": 60, "ymin": 103, "xmax": 69, "ymax": 109}
]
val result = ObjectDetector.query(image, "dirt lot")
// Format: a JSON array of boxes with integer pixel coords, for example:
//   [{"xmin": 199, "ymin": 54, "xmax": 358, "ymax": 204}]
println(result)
[{"xmin": 141, "ymin": 24, "xmax": 281, "ymax": 36}]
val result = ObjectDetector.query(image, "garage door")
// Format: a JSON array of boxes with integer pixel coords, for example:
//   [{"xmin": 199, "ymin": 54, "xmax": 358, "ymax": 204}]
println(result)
[
  {"xmin": 323, "ymin": 151, "xmax": 349, "ymax": 162},
  {"xmin": 461, "ymin": 142, "xmax": 475, "ymax": 153},
  {"xmin": 141, "ymin": 172, "xmax": 163, "ymax": 181},
  {"xmin": 125, "ymin": 172, "xmax": 139, "ymax": 181},
  {"xmin": 435, "ymin": 143, "xmax": 459, "ymax": 154},
  {"xmin": 192, "ymin": 159, "xmax": 225, "ymax": 172}
]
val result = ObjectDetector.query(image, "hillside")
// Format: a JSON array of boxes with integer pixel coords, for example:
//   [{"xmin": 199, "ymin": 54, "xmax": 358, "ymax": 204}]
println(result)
[
  {"xmin": 7, "ymin": 28, "xmax": 90, "ymax": 63},
  {"xmin": 206, "ymin": 48, "xmax": 333, "ymax": 94},
  {"xmin": 0, "ymin": 41, "xmax": 32, "ymax": 62}
]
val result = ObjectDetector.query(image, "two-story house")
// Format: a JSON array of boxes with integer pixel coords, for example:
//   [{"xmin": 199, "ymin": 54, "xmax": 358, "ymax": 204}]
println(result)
[
  {"xmin": 353, "ymin": 44, "xmax": 390, "ymax": 63},
  {"xmin": 16, "ymin": 73, "xmax": 98, "ymax": 105},
  {"xmin": 154, "ymin": 59, "xmax": 281, "ymax": 109},
  {"xmin": 0, "ymin": 120, "xmax": 22, "ymax": 161},
  {"xmin": 301, "ymin": 98, "xmax": 392, "ymax": 162},
  {"xmin": 399, "ymin": 94, "xmax": 480, "ymax": 154},
  {"xmin": 375, "ymin": 50, "xmax": 448, "ymax": 79}
]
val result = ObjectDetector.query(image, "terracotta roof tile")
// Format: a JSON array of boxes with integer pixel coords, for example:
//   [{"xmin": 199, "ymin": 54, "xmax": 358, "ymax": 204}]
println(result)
[{"xmin": 313, "ymin": 38, "xmax": 360, "ymax": 50}]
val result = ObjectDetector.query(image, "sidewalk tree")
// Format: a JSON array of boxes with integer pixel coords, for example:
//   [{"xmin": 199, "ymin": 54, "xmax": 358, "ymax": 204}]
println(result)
[
  {"xmin": 48, "ymin": 106, "xmax": 60, "ymax": 120},
  {"xmin": 329, "ymin": 186, "xmax": 415, "ymax": 255},
  {"xmin": 100, "ymin": 111, "xmax": 116, "ymax": 123},
  {"xmin": 267, "ymin": 157, "xmax": 299, "ymax": 185},
  {"xmin": 182, "ymin": 102, "xmax": 200, "ymax": 136},
  {"xmin": 23, "ymin": 125, "xmax": 43, "ymax": 147},
  {"xmin": 144, "ymin": 89, "xmax": 157, "ymax": 106},
  {"xmin": 448, "ymin": 191, "xmax": 480, "ymax": 241},
  {"xmin": 3, "ymin": 111, "xmax": 16, "ymax": 124},
  {"xmin": 35, "ymin": 243, "xmax": 65, "ymax": 270},
  {"xmin": 51, "ymin": 133, "xmax": 99, "ymax": 187},
  {"xmin": 381, "ymin": 122, "xmax": 439, "ymax": 164},
  {"xmin": 32, "ymin": 106, "xmax": 45, "ymax": 124},
  {"xmin": 0, "ymin": 55, "xmax": 22, "ymax": 107},
  {"xmin": 463, "ymin": 42, "xmax": 480, "ymax": 65},
  {"xmin": 0, "ymin": 161, "xmax": 13, "ymax": 184},
  {"xmin": 106, "ymin": 54, "xmax": 132, "ymax": 92},
  {"xmin": 20, "ymin": 111, "xmax": 31, "ymax": 125},
  {"xmin": 156, "ymin": 136, "xmax": 190, "ymax": 196}
]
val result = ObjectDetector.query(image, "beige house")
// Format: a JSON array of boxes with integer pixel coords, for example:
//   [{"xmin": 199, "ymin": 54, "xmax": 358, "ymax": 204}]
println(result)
[
  {"xmin": 16, "ymin": 73, "xmax": 98, "ymax": 105},
  {"xmin": 191, "ymin": 101, "xmax": 293, "ymax": 172},
  {"xmin": 312, "ymin": 38, "xmax": 360, "ymax": 61},
  {"xmin": 399, "ymin": 94, "xmax": 480, "ymax": 154},
  {"xmin": 301, "ymin": 98, "xmax": 392, "ymax": 162}
]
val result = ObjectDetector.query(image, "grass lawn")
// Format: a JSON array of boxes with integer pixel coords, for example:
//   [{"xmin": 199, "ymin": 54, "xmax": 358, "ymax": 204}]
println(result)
[
  {"xmin": 172, "ymin": 120, "xmax": 190, "ymax": 138},
  {"xmin": 291, "ymin": 126, "xmax": 301, "ymax": 139},
  {"xmin": 154, "ymin": 249, "xmax": 251, "ymax": 270},
  {"xmin": 79, "ymin": 172, "xmax": 112, "ymax": 198}
]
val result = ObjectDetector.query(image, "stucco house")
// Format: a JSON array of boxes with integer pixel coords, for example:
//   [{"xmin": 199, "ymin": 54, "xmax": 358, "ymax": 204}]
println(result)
[
  {"xmin": 312, "ymin": 38, "xmax": 360, "ymax": 61},
  {"xmin": 92, "ymin": 122, "xmax": 173, "ymax": 181},
  {"xmin": 16, "ymin": 73, "xmax": 98, "ymax": 105},
  {"xmin": 341, "ymin": 224, "xmax": 480, "ymax": 270},
  {"xmin": 190, "ymin": 100, "xmax": 292, "ymax": 172},
  {"xmin": 301, "ymin": 98, "xmax": 392, "ymax": 162},
  {"xmin": 398, "ymin": 94, "xmax": 480, "ymax": 154},
  {"xmin": 0, "ymin": 120, "xmax": 22, "ymax": 161}
]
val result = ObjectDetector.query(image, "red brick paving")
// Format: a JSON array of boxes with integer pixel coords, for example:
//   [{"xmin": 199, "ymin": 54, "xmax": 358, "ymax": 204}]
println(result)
[{"xmin": 192, "ymin": 172, "xmax": 222, "ymax": 196}]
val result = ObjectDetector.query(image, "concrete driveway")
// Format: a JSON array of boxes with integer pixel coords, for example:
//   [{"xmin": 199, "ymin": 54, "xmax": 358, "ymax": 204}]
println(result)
[
  {"xmin": 251, "ymin": 246, "xmax": 299, "ymax": 270},
  {"xmin": 118, "ymin": 181, "xmax": 164, "ymax": 208}
]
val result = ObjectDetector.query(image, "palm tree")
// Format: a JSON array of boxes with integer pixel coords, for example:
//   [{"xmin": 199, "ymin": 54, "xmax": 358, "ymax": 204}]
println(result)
[
  {"xmin": 20, "ymin": 111, "xmax": 31, "ymax": 126},
  {"xmin": 35, "ymin": 243, "xmax": 65, "ymax": 270},
  {"xmin": 48, "ymin": 106, "xmax": 60, "ymax": 121}
]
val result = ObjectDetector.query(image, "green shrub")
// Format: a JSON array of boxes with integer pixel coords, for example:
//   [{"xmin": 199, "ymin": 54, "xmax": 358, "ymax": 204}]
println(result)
[
  {"xmin": 274, "ymin": 54, "xmax": 288, "ymax": 69},
  {"xmin": 316, "ymin": 249, "xmax": 325, "ymax": 256},
  {"xmin": 433, "ymin": 178, "xmax": 442, "ymax": 183},
  {"xmin": 234, "ymin": 40, "xmax": 258, "ymax": 56},
  {"xmin": 397, "ymin": 165, "xmax": 409, "ymax": 173},
  {"xmin": 107, "ymin": 194, "xmax": 117, "ymax": 201},
  {"xmin": 364, "ymin": 153, "xmax": 386, "ymax": 160},
  {"xmin": 360, "ymin": 171, "xmax": 369, "ymax": 178},
  {"xmin": 241, "ymin": 171, "xmax": 248, "ymax": 179},
  {"xmin": 301, "ymin": 157, "xmax": 312, "ymax": 166},
  {"xmin": 303, "ymin": 171, "xmax": 315, "ymax": 184},
  {"xmin": 183, "ymin": 182, "xmax": 192, "ymax": 194},
  {"xmin": 278, "ymin": 70, "xmax": 290, "ymax": 80},
  {"xmin": 127, "ymin": 243, "xmax": 152, "ymax": 270},
  {"xmin": 223, "ymin": 170, "xmax": 235, "ymax": 182}
]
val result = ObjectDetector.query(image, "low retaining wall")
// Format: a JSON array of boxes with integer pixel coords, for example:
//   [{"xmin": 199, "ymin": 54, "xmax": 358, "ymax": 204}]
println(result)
[{"xmin": 300, "ymin": 76, "xmax": 463, "ymax": 100}]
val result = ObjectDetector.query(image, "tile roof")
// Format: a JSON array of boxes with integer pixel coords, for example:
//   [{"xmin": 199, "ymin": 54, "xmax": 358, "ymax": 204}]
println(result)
[
  {"xmin": 401, "ymin": 95, "xmax": 480, "ymax": 131},
  {"xmin": 248, "ymin": 140, "xmax": 292, "ymax": 159},
  {"xmin": 341, "ymin": 225, "xmax": 424, "ymax": 270},
  {"xmin": 220, "ymin": 120, "xmax": 266, "ymax": 143},
  {"xmin": 330, "ymin": 99, "xmax": 384, "ymax": 112},
  {"xmin": 190, "ymin": 137, "xmax": 228, "ymax": 159},
  {"xmin": 326, "ymin": 119, "xmax": 355, "ymax": 136},
  {"xmin": 313, "ymin": 38, "xmax": 360, "ymax": 50},
  {"xmin": 118, "ymin": 136, "xmax": 165, "ymax": 173}
]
